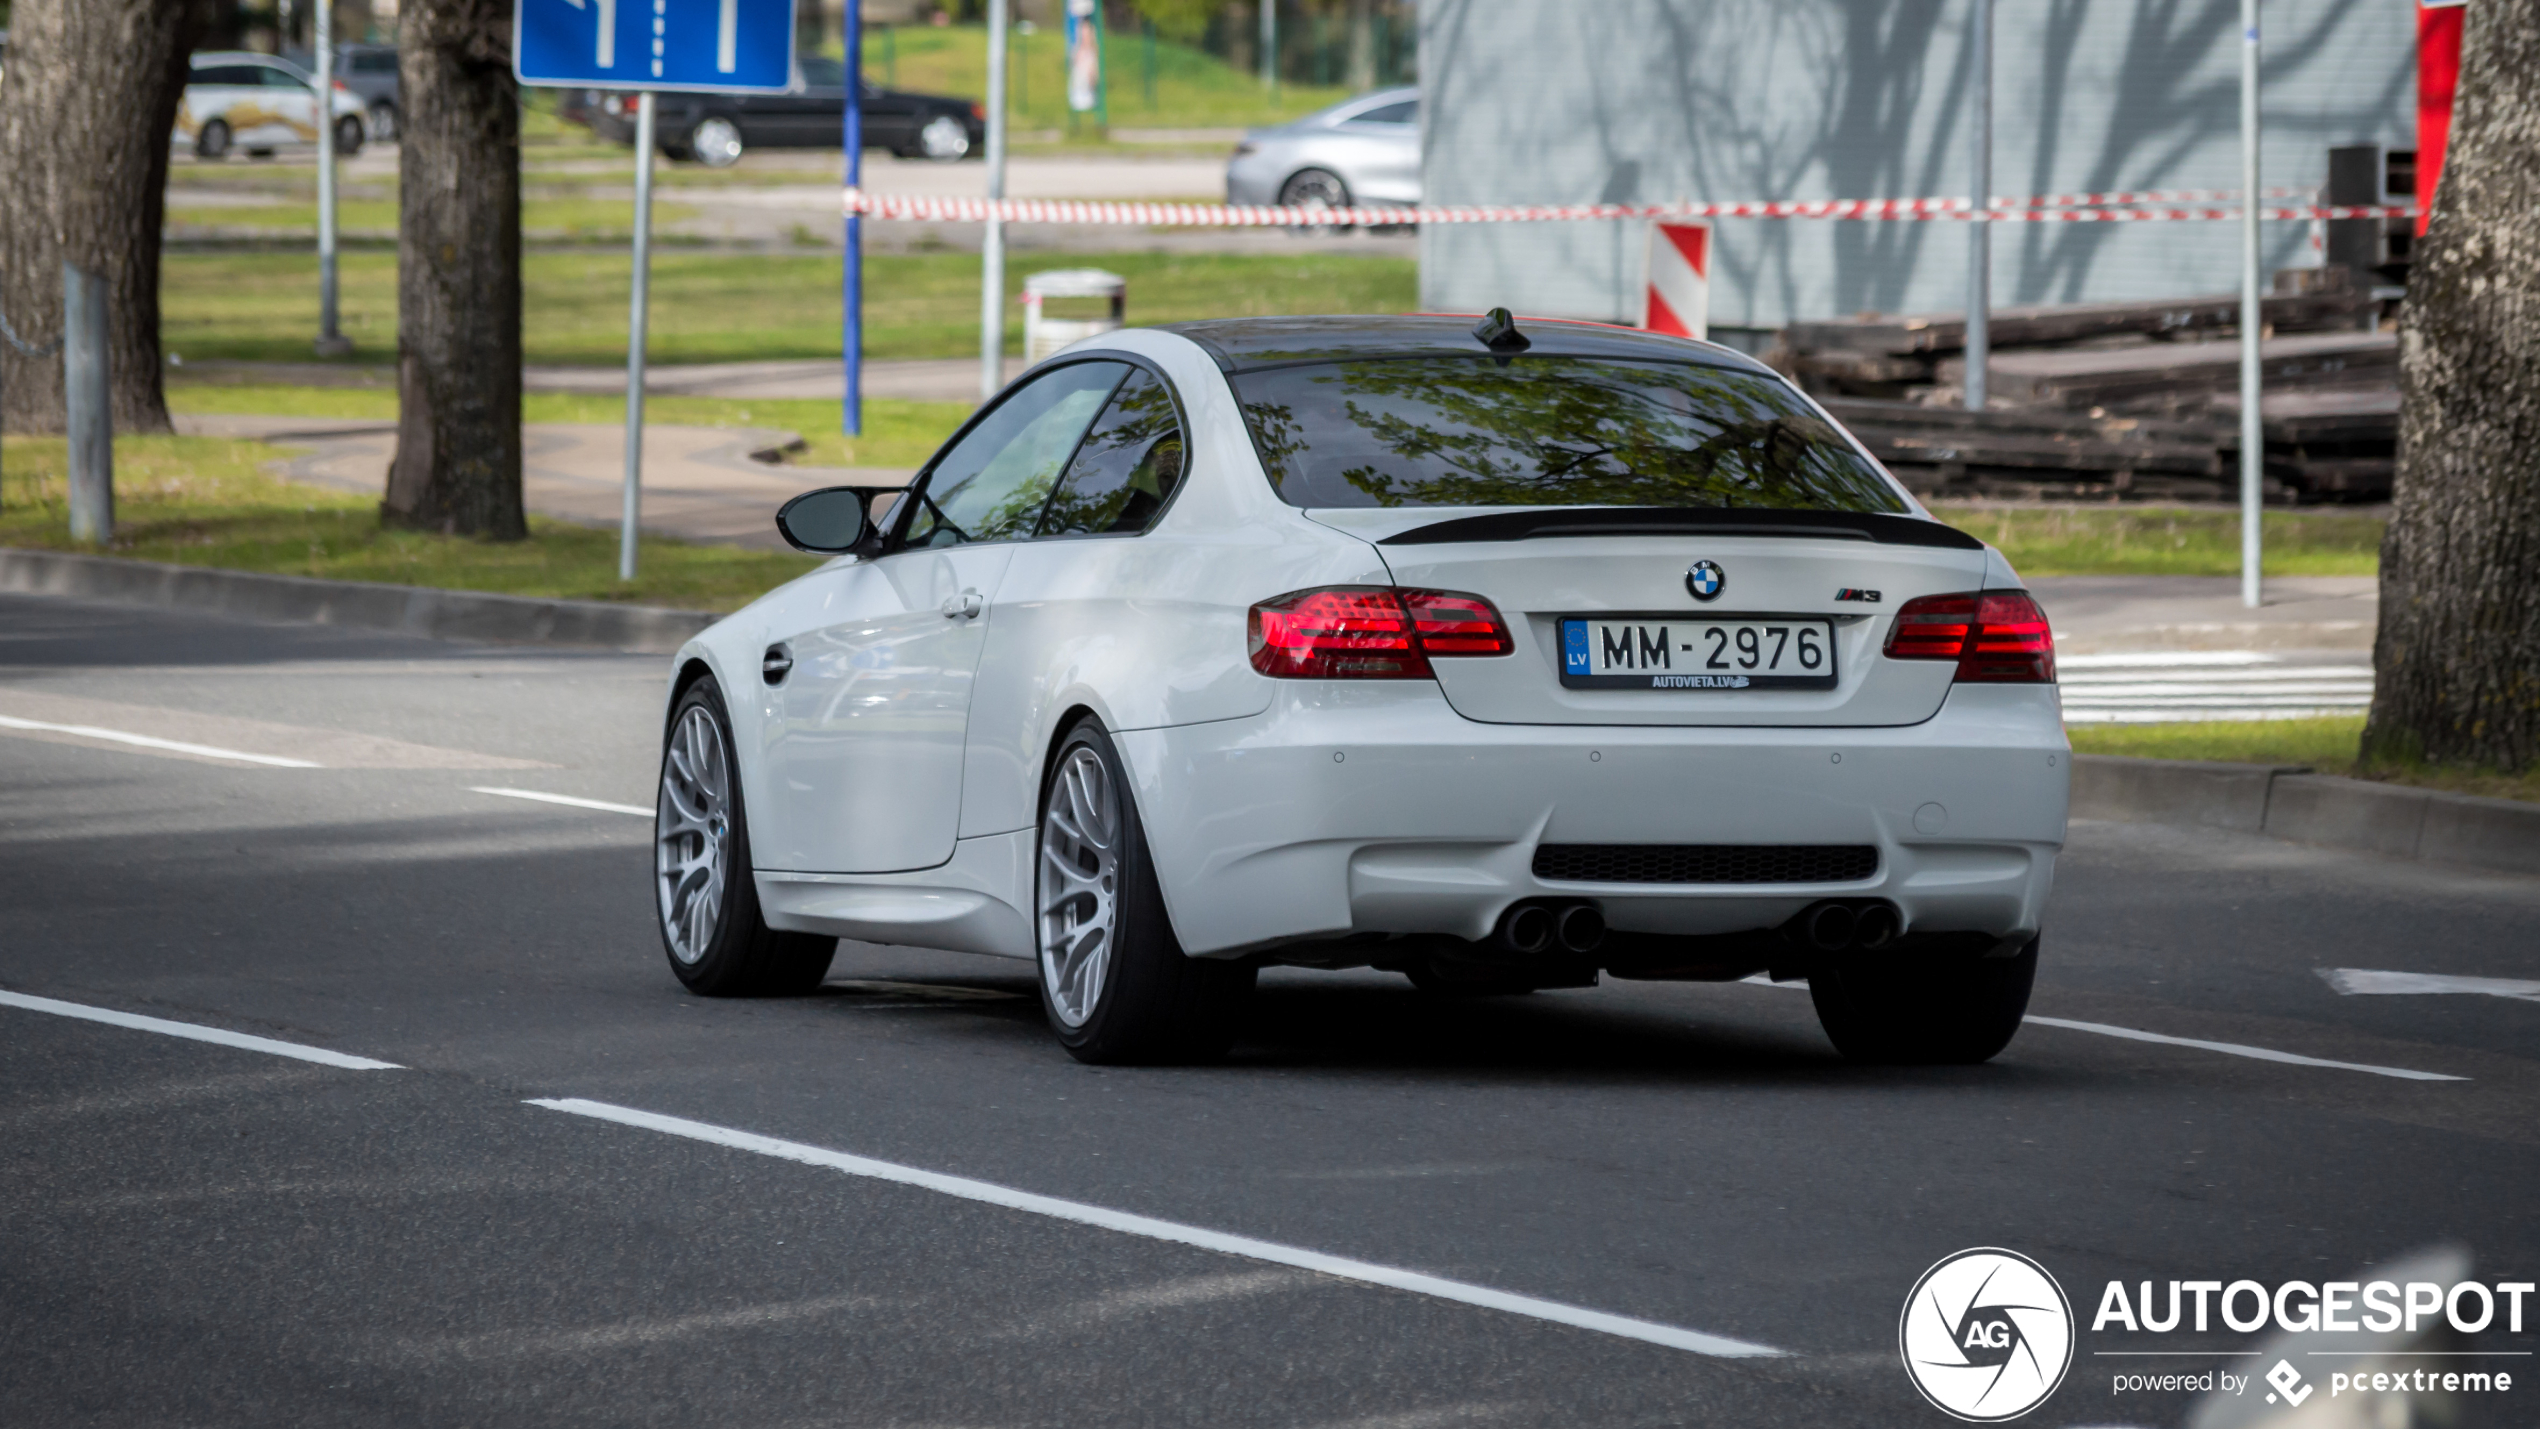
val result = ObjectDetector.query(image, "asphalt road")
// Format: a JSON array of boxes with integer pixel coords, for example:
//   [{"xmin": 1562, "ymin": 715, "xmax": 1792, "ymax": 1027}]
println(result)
[{"xmin": 4, "ymin": 592, "xmax": 2535, "ymax": 1428}]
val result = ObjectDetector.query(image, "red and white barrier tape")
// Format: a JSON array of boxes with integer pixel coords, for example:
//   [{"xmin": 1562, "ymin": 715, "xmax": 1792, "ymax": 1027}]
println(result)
[
  {"xmin": 841, "ymin": 190, "xmax": 2415, "ymax": 226},
  {"xmin": 2003, "ymin": 186, "xmax": 2318, "ymax": 207}
]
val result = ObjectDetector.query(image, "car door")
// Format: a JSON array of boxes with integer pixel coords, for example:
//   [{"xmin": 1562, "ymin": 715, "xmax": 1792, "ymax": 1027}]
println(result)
[
  {"xmin": 252, "ymin": 62, "xmax": 318, "ymax": 147},
  {"xmin": 859, "ymin": 80, "xmax": 915, "ymax": 154},
  {"xmin": 181, "ymin": 63, "xmax": 258, "ymax": 145},
  {"xmin": 1337, "ymin": 96, "xmax": 1419, "ymax": 204},
  {"xmin": 769, "ymin": 56, "xmax": 849, "ymax": 148},
  {"xmin": 757, "ymin": 359, "xmax": 1133, "ymax": 874}
]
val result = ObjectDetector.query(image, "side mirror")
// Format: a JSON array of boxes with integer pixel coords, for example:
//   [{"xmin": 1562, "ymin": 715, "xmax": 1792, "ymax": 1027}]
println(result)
[{"xmin": 775, "ymin": 486, "xmax": 886, "ymax": 555}]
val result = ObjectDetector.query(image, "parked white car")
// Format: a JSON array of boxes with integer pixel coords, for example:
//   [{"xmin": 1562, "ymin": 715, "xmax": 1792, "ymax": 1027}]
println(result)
[
  {"xmin": 1225, "ymin": 87, "xmax": 1418, "ymax": 219},
  {"xmin": 654, "ymin": 314, "xmax": 2069, "ymax": 1066},
  {"xmin": 174, "ymin": 51, "xmax": 368, "ymax": 160}
]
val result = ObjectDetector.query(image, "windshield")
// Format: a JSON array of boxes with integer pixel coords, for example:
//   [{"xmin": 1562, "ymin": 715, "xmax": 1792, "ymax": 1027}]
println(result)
[{"xmin": 1230, "ymin": 356, "xmax": 1907, "ymax": 513}]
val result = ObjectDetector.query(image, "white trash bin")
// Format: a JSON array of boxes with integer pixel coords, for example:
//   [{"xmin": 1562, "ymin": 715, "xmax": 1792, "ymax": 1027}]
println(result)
[{"xmin": 1022, "ymin": 268, "xmax": 1127, "ymax": 364}]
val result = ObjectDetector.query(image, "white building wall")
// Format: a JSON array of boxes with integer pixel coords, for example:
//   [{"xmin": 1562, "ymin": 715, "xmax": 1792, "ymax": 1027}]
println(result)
[{"xmin": 1416, "ymin": 0, "xmax": 2416, "ymax": 335}]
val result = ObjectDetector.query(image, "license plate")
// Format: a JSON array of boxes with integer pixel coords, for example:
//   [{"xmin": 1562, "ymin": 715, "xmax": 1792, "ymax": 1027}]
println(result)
[{"xmin": 1560, "ymin": 617, "xmax": 1838, "ymax": 690}]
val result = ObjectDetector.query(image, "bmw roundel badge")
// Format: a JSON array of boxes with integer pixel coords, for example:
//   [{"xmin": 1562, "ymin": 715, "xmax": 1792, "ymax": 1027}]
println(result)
[{"xmin": 1686, "ymin": 560, "xmax": 1725, "ymax": 602}]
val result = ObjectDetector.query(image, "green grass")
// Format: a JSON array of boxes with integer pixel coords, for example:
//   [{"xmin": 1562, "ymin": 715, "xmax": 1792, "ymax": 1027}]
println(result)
[
  {"xmin": 165, "ymin": 199, "xmax": 701, "ymax": 242},
  {"xmin": 852, "ymin": 23, "xmax": 1351, "ymax": 133},
  {"xmin": 2067, "ymin": 715, "xmax": 2539, "ymax": 804},
  {"xmin": 160, "ymin": 249, "xmax": 1418, "ymax": 366},
  {"xmin": 165, "ymin": 381, "xmax": 970, "ymax": 470},
  {"xmin": 1932, "ymin": 504, "xmax": 2385, "ymax": 577},
  {"xmin": 0, "ymin": 436, "xmax": 816, "ymax": 611}
]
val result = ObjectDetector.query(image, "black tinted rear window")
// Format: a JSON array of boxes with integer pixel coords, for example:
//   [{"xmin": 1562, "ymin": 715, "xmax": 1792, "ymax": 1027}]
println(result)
[{"xmin": 1231, "ymin": 356, "xmax": 1906, "ymax": 514}]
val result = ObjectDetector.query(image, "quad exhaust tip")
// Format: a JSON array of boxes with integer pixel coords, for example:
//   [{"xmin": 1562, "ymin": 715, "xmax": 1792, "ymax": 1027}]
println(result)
[
  {"xmin": 1555, "ymin": 903, "xmax": 1606, "ymax": 954},
  {"xmin": 1796, "ymin": 899, "xmax": 1903, "ymax": 953},
  {"xmin": 1495, "ymin": 901, "xmax": 1605, "ymax": 956}
]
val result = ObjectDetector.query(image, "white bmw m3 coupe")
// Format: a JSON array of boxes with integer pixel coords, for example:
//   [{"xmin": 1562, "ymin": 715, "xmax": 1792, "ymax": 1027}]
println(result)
[{"xmin": 653, "ymin": 312, "xmax": 2070, "ymax": 1065}]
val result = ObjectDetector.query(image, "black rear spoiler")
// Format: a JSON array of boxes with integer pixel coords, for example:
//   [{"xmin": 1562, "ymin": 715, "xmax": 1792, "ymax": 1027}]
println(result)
[{"xmin": 1374, "ymin": 506, "xmax": 1986, "ymax": 550}]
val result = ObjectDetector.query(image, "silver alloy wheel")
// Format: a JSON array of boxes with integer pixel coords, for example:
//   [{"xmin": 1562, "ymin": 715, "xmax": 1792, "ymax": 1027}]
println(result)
[
  {"xmin": 1038, "ymin": 745, "xmax": 1121, "ymax": 1027},
  {"xmin": 692, "ymin": 116, "xmax": 744, "ymax": 168},
  {"xmin": 918, "ymin": 113, "xmax": 971, "ymax": 161},
  {"xmin": 1278, "ymin": 169, "xmax": 1353, "ymax": 233},
  {"xmin": 656, "ymin": 703, "xmax": 732, "ymax": 965}
]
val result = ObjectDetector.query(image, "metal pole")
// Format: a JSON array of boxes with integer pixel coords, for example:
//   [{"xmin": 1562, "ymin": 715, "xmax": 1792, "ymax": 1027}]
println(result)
[
  {"xmin": 63, "ymin": 263, "xmax": 112, "ymax": 545},
  {"xmin": 314, "ymin": 0, "xmax": 350, "ymax": 357},
  {"xmin": 982, "ymin": 0, "xmax": 1009, "ymax": 401},
  {"xmin": 1964, "ymin": 0, "xmax": 1991, "ymax": 412},
  {"xmin": 1261, "ymin": 0, "xmax": 1276, "ymax": 93},
  {"xmin": 843, "ymin": 6, "xmax": 863, "ymax": 435},
  {"xmin": 2238, "ymin": 0, "xmax": 2264, "ymax": 609},
  {"xmin": 621, "ymin": 92, "xmax": 656, "ymax": 584}
]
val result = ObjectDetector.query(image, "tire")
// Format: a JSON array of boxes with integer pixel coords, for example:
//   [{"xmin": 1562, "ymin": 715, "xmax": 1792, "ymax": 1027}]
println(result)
[
  {"xmin": 917, "ymin": 113, "xmax": 971, "ymax": 161},
  {"xmin": 368, "ymin": 101, "xmax": 398, "ymax": 143},
  {"xmin": 1808, "ymin": 935, "xmax": 2038, "ymax": 1065},
  {"xmin": 689, "ymin": 116, "xmax": 744, "ymax": 168},
  {"xmin": 1277, "ymin": 167, "xmax": 1353, "ymax": 232},
  {"xmin": 194, "ymin": 119, "xmax": 231, "ymax": 161},
  {"xmin": 333, "ymin": 115, "xmax": 365, "ymax": 156},
  {"xmin": 655, "ymin": 678, "xmax": 836, "ymax": 997},
  {"xmin": 1036, "ymin": 719, "xmax": 1253, "ymax": 1064}
]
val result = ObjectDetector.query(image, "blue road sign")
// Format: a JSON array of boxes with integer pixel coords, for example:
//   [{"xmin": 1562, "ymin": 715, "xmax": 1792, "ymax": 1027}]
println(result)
[{"xmin": 513, "ymin": 0, "xmax": 794, "ymax": 93}]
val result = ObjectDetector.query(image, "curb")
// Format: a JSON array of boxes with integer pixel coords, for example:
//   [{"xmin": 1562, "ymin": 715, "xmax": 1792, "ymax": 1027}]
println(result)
[
  {"xmin": 0, "ymin": 548, "xmax": 716, "ymax": 655},
  {"xmin": 2073, "ymin": 754, "xmax": 2540, "ymax": 876}
]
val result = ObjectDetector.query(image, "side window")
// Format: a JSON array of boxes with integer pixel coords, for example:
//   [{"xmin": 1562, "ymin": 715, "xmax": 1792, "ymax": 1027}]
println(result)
[
  {"xmin": 1353, "ymin": 100, "xmax": 1416, "ymax": 126},
  {"xmin": 901, "ymin": 361, "xmax": 1128, "ymax": 549},
  {"xmin": 1036, "ymin": 369, "xmax": 1185, "ymax": 537},
  {"xmin": 258, "ymin": 65, "xmax": 309, "ymax": 89}
]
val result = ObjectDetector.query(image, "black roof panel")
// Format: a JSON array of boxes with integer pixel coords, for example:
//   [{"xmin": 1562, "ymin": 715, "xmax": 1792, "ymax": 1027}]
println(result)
[{"xmin": 1157, "ymin": 314, "xmax": 1774, "ymax": 375}]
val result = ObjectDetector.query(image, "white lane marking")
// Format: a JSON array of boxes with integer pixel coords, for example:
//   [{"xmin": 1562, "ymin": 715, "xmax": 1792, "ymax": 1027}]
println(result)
[
  {"xmin": 471, "ymin": 786, "xmax": 653, "ymax": 818},
  {"xmin": 2020, "ymin": 1015, "xmax": 2463, "ymax": 1081},
  {"xmin": 0, "ymin": 990, "xmax": 401, "ymax": 1070},
  {"xmin": 2319, "ymin": 968, "xmax": 2540, "ymax": 1003},
  {"xmin": 0, "ymin": 713, "xmax": 321, "ymax": 767},
  {"xmin": 526, "ymin": 1097, "xmax": 1786, "ymax": 1359},
  {"xmin": 393, "ymin": 1293, "xmax": 878, "ymax": 1360}
]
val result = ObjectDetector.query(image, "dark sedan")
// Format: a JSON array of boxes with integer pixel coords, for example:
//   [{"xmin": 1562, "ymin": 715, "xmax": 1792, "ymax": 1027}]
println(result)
[{"xmin": 589, "ymin": 56, "xmax": 984, "ymax": 167}]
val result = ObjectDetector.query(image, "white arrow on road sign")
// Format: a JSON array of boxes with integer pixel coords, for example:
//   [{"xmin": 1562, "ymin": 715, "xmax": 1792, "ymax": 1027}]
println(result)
[{"xmin": 559, "ymin": 0, "xmax": 618, "ymax": 69}]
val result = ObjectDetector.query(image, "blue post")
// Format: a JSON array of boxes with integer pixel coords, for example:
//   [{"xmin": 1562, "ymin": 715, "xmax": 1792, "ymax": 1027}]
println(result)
[{"xmin": 842, "ymin": 6, "xmax": 864, "ymax": 437}]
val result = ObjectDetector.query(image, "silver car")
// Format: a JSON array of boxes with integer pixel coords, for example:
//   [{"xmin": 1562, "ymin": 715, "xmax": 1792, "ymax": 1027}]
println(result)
[{"xmin": 1225, "ymin": 87, "xmax": 1419, "ymax": 221}]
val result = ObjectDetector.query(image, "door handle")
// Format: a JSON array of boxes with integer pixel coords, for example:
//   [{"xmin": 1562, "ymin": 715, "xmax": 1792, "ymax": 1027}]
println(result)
[{"xmin": 940, "ymin": 589, "xmax": 983, "ymax": 620}]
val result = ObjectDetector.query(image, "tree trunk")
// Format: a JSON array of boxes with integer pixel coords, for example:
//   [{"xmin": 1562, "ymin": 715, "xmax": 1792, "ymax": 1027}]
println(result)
[
  {"xmin": 0, "ymin": 0, "xmax": 193, "ymax": 438},
  {"xmin": 2366, "ymin": 0, "xmax": 2540, "ymax": 774},
  {"xmin": 382, "ymin": 0, "xmax": 525, "ymax": 538}
]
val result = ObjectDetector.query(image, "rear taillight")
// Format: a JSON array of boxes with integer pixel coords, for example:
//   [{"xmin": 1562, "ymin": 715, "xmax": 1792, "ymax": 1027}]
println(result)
[
  {"xmin": 1248, "ymin": 586, "xmax": 1513, "ymax": 679},
  {"xmin": 1882, "ymin": 591, "xmax": 2056, "ymax": 683},
  {"xmin": 1400, "ymin": 589, "xmax": 1516, "ymax": 656}
]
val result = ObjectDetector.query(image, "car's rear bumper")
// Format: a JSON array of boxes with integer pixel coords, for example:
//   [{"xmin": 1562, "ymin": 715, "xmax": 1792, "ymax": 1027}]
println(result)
[{"xmin": 1114, "ymin": 682, "xmax": 2070, "ymax": 957}]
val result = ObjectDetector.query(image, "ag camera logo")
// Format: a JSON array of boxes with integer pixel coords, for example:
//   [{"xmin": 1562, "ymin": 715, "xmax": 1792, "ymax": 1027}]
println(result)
[{"xmin": 1901, "ymin": 1248, "xmax": 2076, "ymax": 1421}]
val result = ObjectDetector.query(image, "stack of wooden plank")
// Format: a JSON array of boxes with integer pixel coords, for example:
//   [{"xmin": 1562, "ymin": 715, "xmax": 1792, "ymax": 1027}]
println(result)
[{"xmin": 1777, "ymin": 285, "xmax": 2396, "ymax": 502}]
